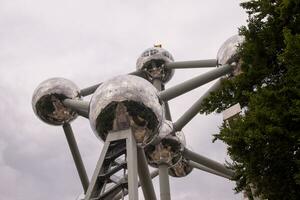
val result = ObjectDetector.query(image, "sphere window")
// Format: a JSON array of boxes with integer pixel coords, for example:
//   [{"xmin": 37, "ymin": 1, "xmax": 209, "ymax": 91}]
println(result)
[
  {"xmin": 150, "ymin": 49, "xmax": 158, "ymax": 56},
  {"xmin": 142, "ymin": 51, "xmax": 150, "ymax": 57}
]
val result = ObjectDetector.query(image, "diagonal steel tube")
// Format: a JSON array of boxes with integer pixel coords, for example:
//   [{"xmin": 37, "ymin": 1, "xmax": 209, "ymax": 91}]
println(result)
[
  {"xmin": 63, "ymin": 123, "xmax": 89, "ymax": 193},
  {"xmin": 189, "ymin": 161, "xmax": 232, "ymax": 179},
  {"xmin": 182, "ymin": 148, "xmax": 234, "ymax": 178},
  {"xmin": 80, "ymin": 83, "xmax": 102, "ymax": 97},
  {"xmin": 137, "ymin": 147, "xmax": 157, "ymax": 200},
  {"xmin": 159, "ymin": 64, "xmax": 232, "ymax": 101},
  {"xmin": 165, "ymin": 59, "xmax": 217, "ymax": 69},
  {"xmin": 63, "ymin": 99, "xmax": 89, "ymax": 118},
  {"xmin": 173, "ymin": 79, "xmax": 221, "ymax": 131}
]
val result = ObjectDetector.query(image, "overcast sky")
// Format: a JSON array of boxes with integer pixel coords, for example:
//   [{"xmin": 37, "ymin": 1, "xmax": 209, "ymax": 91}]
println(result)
[{"xmin": 0, "ymin": 1, "xmax": 248, "ymax": 199}]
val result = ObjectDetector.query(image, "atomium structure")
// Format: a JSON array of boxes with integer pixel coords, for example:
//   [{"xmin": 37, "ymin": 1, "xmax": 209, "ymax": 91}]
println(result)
[{"xmin": 32, "ymin": 35, "xmax": 244, "ymax": 200}]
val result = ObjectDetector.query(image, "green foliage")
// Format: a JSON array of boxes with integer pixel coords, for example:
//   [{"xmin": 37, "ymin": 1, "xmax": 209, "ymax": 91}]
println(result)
[{"xmin": 200, "ymin": 0, "xmax": 300, "ymax": 199}]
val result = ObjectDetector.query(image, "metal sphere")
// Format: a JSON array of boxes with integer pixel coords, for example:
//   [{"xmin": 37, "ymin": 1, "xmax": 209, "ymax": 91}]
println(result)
[
  {"xmin": 89, "ymin": 75, "xmax": 164, "ymax": 146},
  {"xmin": 217, "ymin": 35, "xmax": 244, "ymax": 66},
  {"xmin": 136, "ymin": 46, "xmax": 175, "ymax": 83},
  {"xmin": 32, "ymin": 78, "xmax": 80, "ymax": 125},
  {"xmin": 145, "ymin": 120, "xmax": 185, "ymax": 167},
  {"xmin": 168, "ymin": 158, "xmax": 193, "ymax": 177}
]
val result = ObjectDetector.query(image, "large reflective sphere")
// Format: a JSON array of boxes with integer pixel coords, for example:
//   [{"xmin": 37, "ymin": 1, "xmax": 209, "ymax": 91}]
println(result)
[
  {"xmin": 217, "ymin": 35, "xmax": 244, "ymax": 66},
  {"xmin": 169, "ymin": 158, "xmax": 193, "ymax": 177},
  {"xmin": 145, "ymin": 120, "xmax": 185, "ymax": 167},
  {"xmin": 89, "ymin": 75, "xmax": 164, "ymax": 146},
  {"xmin": 136, "ymin": 46, "xmax": 175, "ymax": 83},
  {"xmin": 32, "ymin": 78, "xmax": 80, "ymax": 125}
]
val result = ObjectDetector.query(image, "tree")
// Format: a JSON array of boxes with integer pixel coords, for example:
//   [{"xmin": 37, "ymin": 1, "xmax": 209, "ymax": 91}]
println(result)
[{"xmin": 199, "ymin": 0, "xmax": 300, "ymax": 199}]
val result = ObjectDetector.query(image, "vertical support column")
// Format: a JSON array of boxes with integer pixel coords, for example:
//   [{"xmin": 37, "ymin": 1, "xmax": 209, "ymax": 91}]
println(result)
[
  {"xmin": 153, "ymin": 78, "xmax": 172, "ymax": 200},
  {"xmin": 159, "ymin": 164, "xmax": 171, "ymax": 200},
  {"xmin": 62, "ymin": 123, "xmax": 89, "ymax": 193},
  {"xmin": 126, "ymin": 129, "xmax": 139, "ymax": 200}
]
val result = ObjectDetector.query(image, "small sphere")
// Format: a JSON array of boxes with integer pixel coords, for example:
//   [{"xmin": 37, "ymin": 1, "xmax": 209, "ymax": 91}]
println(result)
[
  {"xmin": 168, "ymin": 158, "xmax": 193, "ymax": 177},
  {"xmin": 145, "ymin": 120, "xmax": 185, "ymax": 167},
  {"xmin": 136, "ymin": 46, "xmax": 175, "ymax": 83},
  {"xmin": 217, "ymin": 35, "xmax": 244, "ymax": 66},
  {"xmin": 32, "ymin": 78, "xmax": 80, "ymax": 125},
  {"xmin": 89, "ymin": 75, "xmax": 164, "ymax": 146}
]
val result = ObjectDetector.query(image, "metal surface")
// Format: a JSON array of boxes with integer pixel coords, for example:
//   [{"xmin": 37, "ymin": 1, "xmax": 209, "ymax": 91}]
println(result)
[
  {"xmin": 152, "ymin": 78, "xmax": 162, "ymax": 91},
  {"xmin": 159, "ymin": 164, "xmax": 171, "ymax": 200},
  {"xmin": 80, "ymin": 83, "xmax": 102, "ymax": 97},
  {"xmin": 164, "ymin": 101, "xmax": 172, "ymax": 121},
  {"xmin": 137, "ymin": 147, "xmax": 157, "ymax": 200},
  {"xmin": 168, "ymin": 158, "xmax": 193, "ymax": 178},
  {"xmin": 62, "ymin": 123, "xmax": 89, "ymax": 193},
  {"xmin": 32, "ymin": 77, "xmax": 80, "ymax": 125},
  {"xmin": 217, "ymin": 35, "xmax": 244, "ymax": 66},
  {"xmin": 182, "ymin": 148, "xmax": 234, "ymax": 178},
  {"xmin": 165, "ymin": 59, "xmax": 217, "ymax": 69},
  {"xmin": 128, "ymin": 70, "xmax": 145, "ymax": 77},
  {"xmin": 151, "ymin": 77, "xmax": 172, "ymax": 200},
  {"xmin": 159, "ymin": 120, "xmax": 175, "ymax": 139},
  {"xmin": 189, "ymin": 160, "xmax": 232, "ymax": 179},
  {"xmin": 168, "ymin": 157, "xmax": 193, "ymax": 178},
  {"xmin": 174, "ymin": 131, "xmax": 186, "ymax": 146},
  {"xmin": 136, "ymin": 46, "xmax": 175, "ymax": 83},
  {"xmin": 161, "ymin": 84, "xmax": 173, "ymax": 121},
  {"xmin": 159, "ymin": 64, "xmax": 232, "ymax": 101},
  {"xmin": 126, "ymin": 129, "xmax": 139, "ymax": 200},
  {"xmin": 173, "ymin": 79, "xmax": 222, "ymax": 131},
  {"xmin": 89, "ymin": 75, "xmax": 164, "ymax": 146},
  {"xmin": 145, "ymin": 120, "xmax": 183, "ymax": 167},
  {"xmin": 63, "ymin": 99, "xmax": 89, "ymax": 118}
]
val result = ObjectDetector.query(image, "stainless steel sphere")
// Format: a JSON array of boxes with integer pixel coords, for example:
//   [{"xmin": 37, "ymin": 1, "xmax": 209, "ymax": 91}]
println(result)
[
  {"xmin": 217, "ymin": 35, "xmax": 244, "ymax": 66},
  {"xmin": 89, "ymin": 75, "xmax": 164, "ymax": 146},
  {"xmin": 136, "ymin": 46, "xmax": 175, "ymax": 83},
  {"xmin": 168, "ymin": 157, "xmax": 193, "ymax": 177},
  {"xmin": 145, "ymin": 120, "xmax": 185, "ymax": 167},
  {"xmin": 32, "ymin": 78, "xmax": 80, "ymax": 125}
]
